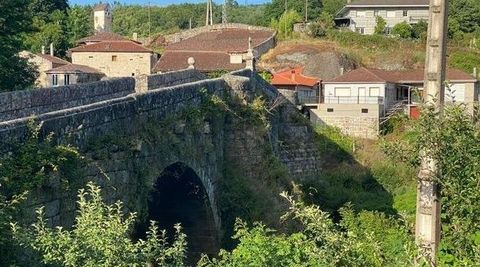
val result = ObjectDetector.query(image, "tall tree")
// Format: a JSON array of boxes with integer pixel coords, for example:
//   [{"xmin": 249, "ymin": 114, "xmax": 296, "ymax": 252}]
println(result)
[
  {"xmin": 66, "ymin": 5, "xmax": 94, "ymax": 46},
  {"xmin": 0, "ymin": 0, "xmax": 38, "ymax": 91},
  {"xmin": 264, "ymin": 0, "xmax": 322, "ymax": 23}
]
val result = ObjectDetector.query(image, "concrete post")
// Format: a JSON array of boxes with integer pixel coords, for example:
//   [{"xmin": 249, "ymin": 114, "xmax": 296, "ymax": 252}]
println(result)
[{"xmin": 416, "ymin": 0, "xmax": 448, "ymax": 265}]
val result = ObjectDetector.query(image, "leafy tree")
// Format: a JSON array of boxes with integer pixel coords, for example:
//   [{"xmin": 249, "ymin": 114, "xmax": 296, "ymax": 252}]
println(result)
[
  {"xmin": 66, "ymin": 5, "xmax": 94, "ymax": 46},
  {"xmin": 0, "ymin": 0, "xmax": 38, "ymax": 91},
  {"xmin": 264, "ymin": 0, "xmax": 322, "ymax": 23},
  {"xmin": 270, "ymin": 10, "xmax": 303, "ymax": 39},
  {"xmin": 199, "ymin": 193, "xmax": 415, "ymax": 266},
  {"xmin": 13, "ymin": 182, "xmax": 187, "ymax": 267},
  {"xmin": 374, "ymin": 16, "xmax": 387, "ymax": 35},
  {"xmin": 448, "ymin": 0, "xmax": 480, "ymax": 34},
  {"xmin": 382, "ymin": 102, "xmax": 480, "ymax": 264},
  {"xmin": 309, "ymin": 12, "xmax": 335, "ymax": 38},
  {"xmin": 412, "ymin": 20, "xmax": 428, "ymax": 40},
  {"xmin": 391, "ymin": 22, "xmax": 413, "ymax": 39},
  {"xmin": 29, "ymin": 0, "xmax": 68, "ymax": 20},
  {"xmin": 322, "ymin": 0, "xmax": 347, "ymax": 16}
]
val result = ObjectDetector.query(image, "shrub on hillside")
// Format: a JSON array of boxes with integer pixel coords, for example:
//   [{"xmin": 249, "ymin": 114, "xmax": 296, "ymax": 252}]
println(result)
[
  {"xmin": 391, "ymin": 22, "xmax": 413, "ymax": 39},
  {"xmin": 374, "ymin": 16, "xmax": 387, "ymax": 35}
]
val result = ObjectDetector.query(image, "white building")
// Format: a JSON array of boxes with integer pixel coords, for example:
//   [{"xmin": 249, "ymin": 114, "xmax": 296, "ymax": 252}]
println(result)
[
  {"xmin": 310, "ymin": 67, "xmax": 478, "ymax": 139},
  {"xmin": 335, "ymin": 0, "xmax": 429, "ymax": 35}
]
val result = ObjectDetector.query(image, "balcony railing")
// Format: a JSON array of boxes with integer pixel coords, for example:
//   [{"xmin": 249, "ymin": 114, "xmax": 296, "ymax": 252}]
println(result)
[
  {"xmin": 298, "ymin": 95, "xmax": 319, "ymax": 104},
  {"xmin": 322, "ymin": 96, "xmax": 384, "ymax": 104}
]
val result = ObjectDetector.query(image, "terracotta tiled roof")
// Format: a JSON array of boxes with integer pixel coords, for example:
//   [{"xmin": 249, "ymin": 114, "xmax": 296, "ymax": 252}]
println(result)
[
  {"xmin": 76, "ymin": 32, "xmax": 134, "ymax": 44},
  {"xmin": 167, "ymin": 28, "xmax": 275, "ymax": 53},
  {"xmin": 348, "ymin": 0, "xmax": 429, "ymax": 6},
  {"xmin": 154, "ymin": 51, "xmax": 244, "ymax": 72},
  {"xmin": 325, "ymin": 67, "xmax": 477, "ymax": 83},
  {"xmin": 271, "ymin": 67, "xmax": 320, "ymax": 87},
  {"xmin": 94, "ymin": 3, "xmax": 109, "ymax": 11},
  {"xmin": 36, "ymin": 54, "xmax": 70, "ymax": 65},
  {"xmin": 46, "ymin": 64, "xmax": 103, "ymax": 74},
  {"xmin": 70, "ymin": 41, "xmax": 153, "ymax": 53}
]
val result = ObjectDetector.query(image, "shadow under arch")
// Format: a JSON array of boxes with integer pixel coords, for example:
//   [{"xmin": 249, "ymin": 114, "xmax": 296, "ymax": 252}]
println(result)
[{"xmin": 136, "ymin": 162, "xmax": 220, "ymax": 264}]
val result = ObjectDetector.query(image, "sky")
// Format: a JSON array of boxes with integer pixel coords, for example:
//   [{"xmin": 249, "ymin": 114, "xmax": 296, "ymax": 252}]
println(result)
[{"xmin": 69, "ymin": 0, "xmax": 270, "ymax": 6}]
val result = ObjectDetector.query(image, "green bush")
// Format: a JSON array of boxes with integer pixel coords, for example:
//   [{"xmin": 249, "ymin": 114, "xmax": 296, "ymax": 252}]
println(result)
[
  {"xmin": 448, "ymin": 50, "xmax": 480, "ymax": 74},
  {"xmin": 374, "ymin": 16, "xmax": 387, "ymax": 35},
  {"xmin": 13, "ymin": 182, "xmax": 187, "ymax": 267},
  {"xmin": 391, "ymin": 22, "xmax": 413, "ymax": 39}
]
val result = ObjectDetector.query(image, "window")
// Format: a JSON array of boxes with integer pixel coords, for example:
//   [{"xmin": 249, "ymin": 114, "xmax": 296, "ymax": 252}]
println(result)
[
  {"xmin": 361, "ymin": 108, "xmax": 369, "ymax": 113},
  {"xmin": 334, "ymin": 87, "xmax": 352, "ymax": 97},
  {"xmin": 52, "ymin": 75, "xmax": 58, "ymax": 86},
  {"xmin": 403, "ymin": 10, "xmax": 408, "ymax": 17},
  {"xmin": 369, "ymin": 87, "xmax": 381, "ymax": 96},
  {"xmin": 387, "ymin": 11, "xmax": 396, "ymax": 18},
  {"xmin": 356, "ymin": 27, "xmax": 365, "ymax": 34},
  {"xmin": 89, "ymin": 56, "xmax": 94, "ymax": 59},
  {"xmin": 385, "ymin": 27, "xmax": 392, "ymax": 34},
  {"xmin": 131, "ymin": 73, "xmax": 135, "ymax": 76},
  {"xmin": 112, "ymin": 55, "xmax": 117, "ymax": 61},
  {"xmin": 357, "ymin": 11, "xmax": 366, "ymax": 17},
  {"xmin": 374, "ymin": 10, "xmax": 379, "ymax": 17},
  {"xmin": 64, "ymin": 74, "xmax": 70, "ymax": 85},
  {"xmin": 327, "ymin": 108, "xmax": 334, "ymax": 112}
]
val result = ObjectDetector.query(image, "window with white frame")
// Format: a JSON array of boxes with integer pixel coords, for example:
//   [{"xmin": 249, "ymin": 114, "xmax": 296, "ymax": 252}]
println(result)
[{"xmin": 387, "ymin": 11, "xmax": 396, "ymax": 18}]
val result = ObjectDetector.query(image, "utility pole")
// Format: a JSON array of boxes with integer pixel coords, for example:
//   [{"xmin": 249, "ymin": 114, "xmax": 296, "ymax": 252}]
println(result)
[
  {"xmin": 305, "ymin": 0, "xmax": 308, "ymax": 23},
  {"xmin": 284, "ymin": 0, "xmax": 287, "ymax": 38},
  {"xmin": 148, "ymin": 1, "xmax": 151, "ymax": 41},
  {"xmin": 222, "ymin": 0, "xmax": 228, "ymax": 24},
  {"xmin": 416, "ymin": 0, "xmax": 448, "ymax": 265},
  {"xmin": 206, "ymin": 0, "xmax": 213, "ymax": 26}
]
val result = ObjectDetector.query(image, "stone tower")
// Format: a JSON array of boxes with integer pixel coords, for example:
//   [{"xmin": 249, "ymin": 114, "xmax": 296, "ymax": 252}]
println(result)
[{"xmin": 94, "ymin": 3, "xmax": 112, "ymax": 33}]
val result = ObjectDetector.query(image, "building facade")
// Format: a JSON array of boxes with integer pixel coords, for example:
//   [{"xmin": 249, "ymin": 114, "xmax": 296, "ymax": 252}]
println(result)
[
  {"xmin": 335, "ymin": 0, "xmax": 429, "ymax": 35},
  {"xmin": 311, "ymin": 67, "xmax": 478, "ymax": 138},
  {"xmin": 19, "ymin": 50, "xmax": 70, "ymax": 88},
  {"xmin": 46, "ymin": 64, "xmax": 105, "ymax": 87}
]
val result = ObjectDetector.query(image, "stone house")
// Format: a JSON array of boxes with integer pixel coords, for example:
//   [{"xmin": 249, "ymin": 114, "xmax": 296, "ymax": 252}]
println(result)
[
  {"xmin": 19, "ymin": 49, "xmax": 70, "ymax": 88},
  {"xmin": 70, "ymin": 40, "xmax": 156, "ymax": 77},
  {"xmin": 45, "ymin": 64, "xmax": 105, "ymax": 87},
  {"xmin": 335, "ymin": 0, "xmax": 429, "ymax": 35},
  {"xmin": 271, "ymin": 67, "xmax": 321, "ymax": 104},
  {"xmin": 155, "ymin": 24, "xmax": 276, "ymax": 73},
  {"xmin": 310, "ymin": 67, "xmax": 478, "ymax": 138}
]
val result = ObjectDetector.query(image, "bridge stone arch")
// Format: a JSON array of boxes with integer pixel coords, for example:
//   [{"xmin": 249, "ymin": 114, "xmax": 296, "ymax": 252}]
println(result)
[{"xmin": 139, "ymin": 161, "xmax": 219, "ymax": 262}]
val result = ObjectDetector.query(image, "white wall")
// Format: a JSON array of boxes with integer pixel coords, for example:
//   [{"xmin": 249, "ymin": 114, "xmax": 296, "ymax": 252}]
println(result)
[{"xmin": 323, "ymin": 82, "xmax": 387, "ymax": 104}]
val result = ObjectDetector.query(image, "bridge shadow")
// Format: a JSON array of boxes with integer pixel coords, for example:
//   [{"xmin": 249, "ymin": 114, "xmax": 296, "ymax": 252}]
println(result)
[
  {"xmin": 134, "ymin": 162, "xmax": 219, "ymax": 265},
  {"xmin": 299, "ymin": 126, "xmax": 398, "ymax": 221}
]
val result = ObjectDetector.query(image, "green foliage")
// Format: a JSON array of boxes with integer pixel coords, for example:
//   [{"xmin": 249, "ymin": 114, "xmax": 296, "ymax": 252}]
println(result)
[
  {"xmin": 412, "ymin": 20, "xmax": 428, "ymax": 40},
  {"xmin": 264, "ymin": 0, "xmax": 322, "ymax": 23},
  {"xmin": 383, "ymin": 104, "xmax": 480, "ymax": 264},
  {"xmin": 391, "ymin": 22, "xmax": 413, "ymax": 39},
  {"xmin": 66, "ymin": 5, "xmax": 94, "ymax": 46},
  {"xmin": 270, "ymin": 10, "xmax": 303, "ymax": 39},
  {"xmin": 0, "ymin": 0, "xmax": 38, "ymax": 91},
  {"xmin": 374, "ymin": 16, "xmax": 387, "ymax": 35},
  {"xmin": 314, "ymin": 125, "xmax": 354, "ymax": 160},
  {"xmin": 200, "ymin": 193, "xmax": 415, "ymax": 266},
  {"xmin": 322, "ymin": 0, "xmax": 347, "ymax": 16},
  {"xmin": 326, "ymin": 29, "xmax": 398, "ymax": 50},
  {"xmin": 308, "ymin": 12, "xmax": 334, "ymax": 38},
  {"xmin": 13, "ymin": 182, "xmax": 187, "ymax": 267},
  {"xmin": 0, "ymin": 122, "xmax": 81, "ymax": 197},
  {"xmin": 448, "ymin": 50, "xmax": 480, "ymax": 74}
]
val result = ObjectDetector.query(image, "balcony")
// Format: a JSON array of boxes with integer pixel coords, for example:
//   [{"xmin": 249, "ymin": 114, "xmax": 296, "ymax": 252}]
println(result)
[
  {"xmin": 298, "ymin": 95, "xmax": 320, "ymax": 104},
  {"xmin": 322, "ymin": 96, "xmax": 384, "ymax": 104}
]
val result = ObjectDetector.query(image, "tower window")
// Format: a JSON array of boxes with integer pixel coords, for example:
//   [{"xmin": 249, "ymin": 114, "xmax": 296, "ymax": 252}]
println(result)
[
  {"xmin": 112, "ymin": 55, "xmax": 117, "ymax": 62},
  {"xmin": 52, "ymin": 74, "xmax": 58, "ymax": 86},
  {"xmin": 64, "ymin": 74, "xmax": 70, "ymax": 85}
]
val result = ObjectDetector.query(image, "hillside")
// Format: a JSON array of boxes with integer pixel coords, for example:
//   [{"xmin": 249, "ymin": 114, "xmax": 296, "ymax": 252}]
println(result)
[{"xmin": 260, "ymin": 32, "xmax": 480, "ymax": 79}]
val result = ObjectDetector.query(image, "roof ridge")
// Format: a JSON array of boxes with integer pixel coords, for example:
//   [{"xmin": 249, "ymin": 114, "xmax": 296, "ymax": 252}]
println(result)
[{"xmin": 363, "ymin": 67, "xmax": 388, "ymax": 82}]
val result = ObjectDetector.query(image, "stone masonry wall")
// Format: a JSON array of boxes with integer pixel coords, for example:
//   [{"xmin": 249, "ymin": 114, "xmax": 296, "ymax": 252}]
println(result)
[
  {"xmin": 0, "ymin": 78, "xmax": 135, "ymax": 122},
  {"xmin": 314, "ymin": 115, "xmax": 379, "ymax": 139},
  {"xmin": 0, "ymin": 78, "xmax": 228, "ymax": 235},
  {"xmin": 135, "ymin": 69, "xmax": 207, "ymax": 93}
]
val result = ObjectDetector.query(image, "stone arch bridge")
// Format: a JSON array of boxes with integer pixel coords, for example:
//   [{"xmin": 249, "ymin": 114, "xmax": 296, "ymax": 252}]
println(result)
[{"xmin": 0, "ymin": 68, "xmax": 322, "ymax": 259}]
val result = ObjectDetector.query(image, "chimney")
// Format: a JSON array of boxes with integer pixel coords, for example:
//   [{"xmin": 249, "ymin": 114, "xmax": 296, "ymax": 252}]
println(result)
[
  {"xmin": 50, "ymin": 43, "xmax": 54, "ymax": 56},
  {"xmin": 132, "ymin": 32, "xmax": 138, "ymax": 41},
  {"xmin": 41, "ymin": 46, "xmax": 45, "ymax": 55}
]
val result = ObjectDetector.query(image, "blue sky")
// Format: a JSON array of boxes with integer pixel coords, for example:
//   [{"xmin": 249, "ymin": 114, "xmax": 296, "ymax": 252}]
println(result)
[{"xmin": 69, "ymin": 0, "xmax": 270, "ymax": 6}]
